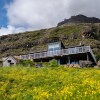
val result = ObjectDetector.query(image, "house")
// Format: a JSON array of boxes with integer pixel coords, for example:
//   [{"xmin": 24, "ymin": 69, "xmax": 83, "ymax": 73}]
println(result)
[
  {"xmin": 2, "ymin": 56, "xmax": 18, "ymax": 67},
  {"xmin": 20, "ymin": 41, "xmax": 96, "ymax": 66}
]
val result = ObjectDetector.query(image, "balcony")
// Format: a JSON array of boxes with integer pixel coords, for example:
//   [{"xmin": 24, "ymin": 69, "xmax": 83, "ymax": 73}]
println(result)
[{"xmin": 27, "ymin": 46, "xmax": 95, "ymax": 60}]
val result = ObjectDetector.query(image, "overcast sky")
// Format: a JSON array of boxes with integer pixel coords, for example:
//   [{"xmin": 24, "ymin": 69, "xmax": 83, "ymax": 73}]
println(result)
[{"xmin": 0, "ymin": 0, "xmax": 100, "ymax": 36}]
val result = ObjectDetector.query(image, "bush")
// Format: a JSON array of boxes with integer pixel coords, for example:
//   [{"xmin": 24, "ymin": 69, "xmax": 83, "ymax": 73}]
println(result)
[
  {"xmin": 96, "ymin": 54, "xmax": 100, "ymax": 61},
  {"xmin": 47, "ymin": 59, "xmax": 59, "ymax": 67},
  {"xmin": 19, "ymin": 60, "xmax": 35, "ymax": 67}
]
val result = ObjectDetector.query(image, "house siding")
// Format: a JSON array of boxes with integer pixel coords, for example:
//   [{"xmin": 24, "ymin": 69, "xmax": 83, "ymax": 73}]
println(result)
[{"xmin": 3, "ymin": 57, "xmax": 17, "ymax": 67}]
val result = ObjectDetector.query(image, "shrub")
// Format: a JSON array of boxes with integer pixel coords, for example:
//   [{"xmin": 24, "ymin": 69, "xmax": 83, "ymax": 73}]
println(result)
[
  {"xmin": 96, "ymin": 54, "xmax": 100, "ymax": 61},
  {"xmin": 19, "ymin": 59, "xmax": 35, "ymax": 67},
  {"xmin": 47, "ymin": 59, "xmax": 59, "ymax": 67}
]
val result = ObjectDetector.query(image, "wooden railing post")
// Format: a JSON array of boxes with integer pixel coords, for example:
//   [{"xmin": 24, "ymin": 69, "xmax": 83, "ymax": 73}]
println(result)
[
  {"xmin": 68, "ymin": 56, "xmax": 71, "ymax": 64},
  {"xmin": 87, "ymin": 53, "xmax": 89, "ymax": 61}
]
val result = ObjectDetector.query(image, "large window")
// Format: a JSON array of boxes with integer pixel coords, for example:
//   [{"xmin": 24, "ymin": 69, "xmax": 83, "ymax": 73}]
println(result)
[{"xmin": 48, "ymin": 43, "xmax": 60, "ymax": 51}]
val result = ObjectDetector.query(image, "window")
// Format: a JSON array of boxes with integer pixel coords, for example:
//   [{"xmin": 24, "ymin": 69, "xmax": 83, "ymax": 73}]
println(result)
[
  {"xmin": 54, "ymin": 47, "xmax": 60, "ymax": 51},
  {"xmin": 8, "ymin": 60, "xmax": 11, "ymax": 63},
  {"xmin": 10, "ymin": 63, "xmax": 14, "ymax": 65},
  {"xmin": 48, "ymin": 48, "xmax": 53, "ymax": 51},
  {"xmin": 71, "ymin": 59, "xmax": 79, "ymax": 64},
  {"xmin": 48, "ymin": 43, "xmax": 60, "ymax": 51}
]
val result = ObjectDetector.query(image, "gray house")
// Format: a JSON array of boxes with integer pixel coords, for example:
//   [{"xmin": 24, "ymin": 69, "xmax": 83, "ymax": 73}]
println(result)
[
  {"xmin": 2, "ymin": 56, "xmax": 18, "ymax": 67},
  {"xmin": 20, "ymin": 41, "xmax": 96, "ymax": 66}
]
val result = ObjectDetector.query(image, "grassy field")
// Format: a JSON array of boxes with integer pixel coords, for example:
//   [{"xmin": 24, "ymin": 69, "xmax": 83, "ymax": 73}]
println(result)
[{"xmin": 0, "ymin": 66, "xmax": 100, "ymax": 100}]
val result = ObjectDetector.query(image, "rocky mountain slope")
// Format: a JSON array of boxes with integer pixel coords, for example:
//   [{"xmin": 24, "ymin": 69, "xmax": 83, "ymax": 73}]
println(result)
[
  {"xmin": 0, "ymin": 15, "xmax": 100, "ymax": 60},
  {"xmin": 58, "ymin": 15, "xmax": 100, "ymax": 26}
]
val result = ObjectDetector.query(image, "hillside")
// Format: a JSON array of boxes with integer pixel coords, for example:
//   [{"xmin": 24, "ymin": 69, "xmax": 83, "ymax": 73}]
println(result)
[
  {"xmin": 0, "ymin": 16, "xmax": 100, "ymax": 60},
  {"xmin": 0, "ymin": 67, "xmax": 100, "ymax": 99}
]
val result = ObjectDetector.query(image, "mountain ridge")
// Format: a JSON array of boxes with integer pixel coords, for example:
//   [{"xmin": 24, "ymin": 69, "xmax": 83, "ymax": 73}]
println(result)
[{"xmin": 58, "ymin": 14, "xmax": 100, "ymax": 26}]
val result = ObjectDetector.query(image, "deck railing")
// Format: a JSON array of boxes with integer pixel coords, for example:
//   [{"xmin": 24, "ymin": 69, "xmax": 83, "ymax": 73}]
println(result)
[
  {"xmin": 90, "ymin": 48, "xmax": 96, "ymax": 62},
  {"xmin": 26, "ymin": 46, "xmax": 91, "ymax": 59},
  {"xmin": 20, "ymin": 55, "xmax": 29, "ymax": 60}
]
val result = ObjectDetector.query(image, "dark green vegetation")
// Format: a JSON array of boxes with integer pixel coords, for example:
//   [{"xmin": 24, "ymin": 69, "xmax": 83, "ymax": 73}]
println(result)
[
  {"xmin": 19, "ymin": 60, "xmax": 35, "ymax": 67},
  {"xmin": 18, "ymin": 59, "xmax": 59, "ymax": 68},
  {"xmin": 0, "ymin": 66, "xmax": 100, "ymax": 100},
  {"xmin": 0, "ymin": 23, "xmax": 100, "ymax": 60}
]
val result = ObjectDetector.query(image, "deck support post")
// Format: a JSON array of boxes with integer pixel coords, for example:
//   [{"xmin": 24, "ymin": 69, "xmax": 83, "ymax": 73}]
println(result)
[
  {"xmin": 87, "ymin": 53, "xmax": 89, "ymax": 61},
  {"xmin": 57, "ymin": 59, "xmax": 61, "ymax": 65},
  {"xmin": 40, "ymin": 59, "xmax": 42, "ymax": 63},
  {"xmin": 68, "ymin": 56, "xmax": 71, "ymax": 64}
]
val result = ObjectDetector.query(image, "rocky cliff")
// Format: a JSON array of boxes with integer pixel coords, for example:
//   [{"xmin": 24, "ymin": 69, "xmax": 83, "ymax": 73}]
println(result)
[{"xmin": 58, "ymin": 15, "xmax": 100, "ymax": 26}]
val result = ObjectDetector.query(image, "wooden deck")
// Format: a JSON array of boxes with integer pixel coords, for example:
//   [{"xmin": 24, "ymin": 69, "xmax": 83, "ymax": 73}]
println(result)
[{"xmin": 20, "ymin": 46, "xmax": 96, "ymax": 63}]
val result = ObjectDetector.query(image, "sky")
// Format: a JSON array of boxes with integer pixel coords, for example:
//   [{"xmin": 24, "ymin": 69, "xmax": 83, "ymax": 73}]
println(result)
[{"xmin": 0, "ymin": 0, "xmax": 100, "ymax": 36}]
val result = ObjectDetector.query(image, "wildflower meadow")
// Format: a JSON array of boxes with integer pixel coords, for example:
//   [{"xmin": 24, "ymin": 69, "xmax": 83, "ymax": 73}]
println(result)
[{"xmin": 0, "ymin": 66, "xmax": 100, "ymax": 100}]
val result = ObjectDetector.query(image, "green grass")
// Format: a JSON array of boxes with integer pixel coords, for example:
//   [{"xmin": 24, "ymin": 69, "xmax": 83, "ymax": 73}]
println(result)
[{"xmin": 0, "ymin": 66, "xmax": 100, "ymax": 100}]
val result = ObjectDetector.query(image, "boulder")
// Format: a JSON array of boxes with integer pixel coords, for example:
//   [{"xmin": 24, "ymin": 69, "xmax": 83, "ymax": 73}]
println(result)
[
  {"xmin": 97, "ymin": 60, "xmax": 100, "ymax": 67},
  {"xmin": 79, "ymin": 60, "xmax": 93, "ymax": 67},
  {"xmin": 94, "ymin": 66, "xmax": 99, "ymax": 68},
  {"xmin": 73, "ymin": 64, "xmax": 81, "ymax": 68}
]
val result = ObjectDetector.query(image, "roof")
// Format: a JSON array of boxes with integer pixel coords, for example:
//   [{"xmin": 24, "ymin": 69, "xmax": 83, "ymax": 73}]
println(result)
[
  {"xmin": 2, "ymin": 56, "xmax": 19, "ymax": 63},
  {"xmin": 65, "ymin": 45, "xmax": 85, "ymax": 49},
  {"xmin": 48, "ymin": 41, "xmax": 63, "ymax": 45}
]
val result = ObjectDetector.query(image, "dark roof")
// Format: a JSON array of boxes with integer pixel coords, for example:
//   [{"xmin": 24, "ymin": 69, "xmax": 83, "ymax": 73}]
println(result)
[
  {"xmin": 48, "ymin": 41, "xmax": 61, "ymax": 45},
  {"xmin": 65, "ymin": 45, "xmax": 85, "ymax": 49},
  {"xmin": 48, "ymin": 41, "xmax": 65, "ymax": 48}
]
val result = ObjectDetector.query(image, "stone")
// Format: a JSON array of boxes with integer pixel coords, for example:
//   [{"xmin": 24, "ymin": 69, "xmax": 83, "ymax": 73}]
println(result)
[
  {"xmin": 94, "ymin": 66, "xmax": 99, "ymax": 68},
  {"xmin": 79, "ymin": 60, "xmax": 93, "ymax": 67},
  {"xmin": 73, "ymin": 64, "xmax": 81, "ymax": 68},
  {"xmin": 97, "ymin": 60, "xmax": 100, "ymax": 67}
]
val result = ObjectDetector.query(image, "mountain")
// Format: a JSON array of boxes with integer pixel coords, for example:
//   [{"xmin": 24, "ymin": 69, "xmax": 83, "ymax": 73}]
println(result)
[
  {"xmin": 58, "ymin": 15, "xmax": 100, "ymax": 26},
  {"xmin": 0, "ymin": 15, "xmax": 100, "ymax": 60}
]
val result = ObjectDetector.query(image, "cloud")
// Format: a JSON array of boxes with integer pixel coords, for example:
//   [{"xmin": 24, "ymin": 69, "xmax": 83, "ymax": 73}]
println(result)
[
  {"xmin": 68, "ymin": 0, "xmax": 100, "ymax": 18},
  {"xmin": 6, "ymin": 0, "xmax": 70, "ymax": 29},
  {"xmin": 1, "ymin": 0, "xmax": 100, "ymax": 36},
  {"xmin": 0, "ymin": 25, "xmax": 26, "ymax": 36}
]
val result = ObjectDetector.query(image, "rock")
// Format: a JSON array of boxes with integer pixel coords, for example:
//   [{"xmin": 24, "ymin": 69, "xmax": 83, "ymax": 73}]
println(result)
[
  {"xmin": 69, "ymin": 64, "xmax": 74, "ymax": 68},
  {"xmin": 57, "ymin": 14, "xmax": 100, "ymax": 26},
  {"xmin": 73, "ymin": 64, "xmax": 81, "ymax": 68},
  {"xmin": 97, "ymin": 60, "xmax": 100, "ymax": 67},
  {"xmin": 79, "ymin": 60, "xmax": 93, "ymax": 67},
  {"xmin": 94, "ymin": 66, "xmax": 99, "ymax": 68}
]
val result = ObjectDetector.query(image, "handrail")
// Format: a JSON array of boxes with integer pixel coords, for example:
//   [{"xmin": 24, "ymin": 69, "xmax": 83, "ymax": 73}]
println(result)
[
  {"xmin": 27, "ymin": 46, "xmax": 91, "ymax": 60},
  {"xmin": 20, "ymin": 55, "xmax": 29, "ymax": 60},
  {"xmin": 89, "ymin": 46, "xmax": 96, "ymax": 63}
]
